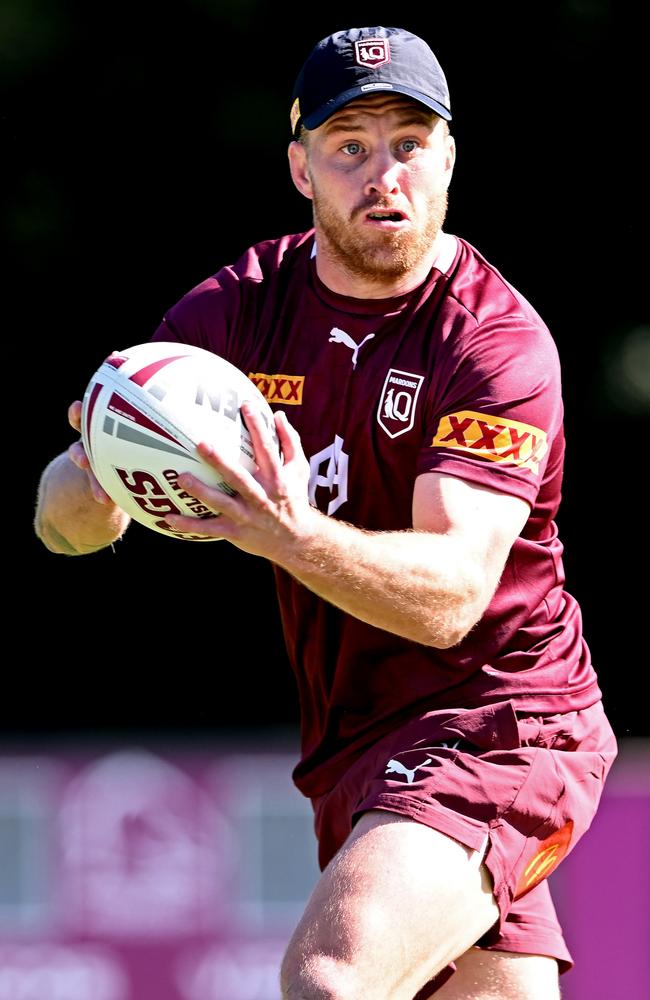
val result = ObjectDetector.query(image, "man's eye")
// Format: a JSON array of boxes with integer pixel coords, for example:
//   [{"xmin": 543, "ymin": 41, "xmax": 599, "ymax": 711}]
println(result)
[
  {"xmin": 400, "ymin": 139, "xmax": 419, "ymax": 153},
  {"xmin": 342, "ymin": 142, "xmax": 363, "ymax": 156}
]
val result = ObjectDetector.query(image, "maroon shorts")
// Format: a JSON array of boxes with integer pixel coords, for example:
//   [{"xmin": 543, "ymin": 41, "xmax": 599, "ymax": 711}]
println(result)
[{"xmin": 312, "ymin": 699, "xmax": 617, "ymax": 994}]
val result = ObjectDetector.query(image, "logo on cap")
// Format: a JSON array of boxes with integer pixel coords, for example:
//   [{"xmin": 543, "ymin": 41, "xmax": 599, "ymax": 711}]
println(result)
[
  {"xmin": 290, "ymin": 97, "xmax": 301, "ymax": 134},
  {"xmin": 354, "ymin": 38, "xmax": 391, "ymax": 69}
]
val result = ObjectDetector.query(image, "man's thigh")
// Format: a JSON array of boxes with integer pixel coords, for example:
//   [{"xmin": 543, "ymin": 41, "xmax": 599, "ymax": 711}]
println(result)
[
  {"xmin": 432, "ymin": 949, "xmax": 560, "ymax": 1000},
  {"xmin": 281, "ymin": 810, "xmax": 500, "ymax": 1000}
]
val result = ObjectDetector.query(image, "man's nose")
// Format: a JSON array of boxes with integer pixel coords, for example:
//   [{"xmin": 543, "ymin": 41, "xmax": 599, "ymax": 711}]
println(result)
[{"xmin": 364, "ymin": 150, "xmax": 402, "ymax": 198}]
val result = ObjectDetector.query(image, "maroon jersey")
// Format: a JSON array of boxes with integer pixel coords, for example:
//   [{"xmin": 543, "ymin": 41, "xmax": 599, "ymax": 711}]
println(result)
[{"xmin": 153, "ymin": 231, "xmax": 602, "ymax": 797}]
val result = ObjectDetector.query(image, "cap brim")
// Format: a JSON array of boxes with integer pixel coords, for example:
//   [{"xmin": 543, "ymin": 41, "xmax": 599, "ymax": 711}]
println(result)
[{"xmin": 302, "ymin": 84, "xmax": 452, "ymax": 131}]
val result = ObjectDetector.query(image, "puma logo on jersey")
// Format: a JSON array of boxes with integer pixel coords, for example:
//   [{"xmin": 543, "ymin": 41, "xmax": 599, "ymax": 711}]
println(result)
[
  {"xmin": 328, "ymin": 327, "xmax": 375, "ymax": 369},
  {"xmin": 385, "ymin": 757, "xmax": 433, "ymax": 784}
]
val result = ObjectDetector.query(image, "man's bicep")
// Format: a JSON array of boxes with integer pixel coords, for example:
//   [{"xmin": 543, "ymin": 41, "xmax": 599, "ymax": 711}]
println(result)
[{"xmin": 412, "ymin": 472, "xmax": 530, "ymax": 574}]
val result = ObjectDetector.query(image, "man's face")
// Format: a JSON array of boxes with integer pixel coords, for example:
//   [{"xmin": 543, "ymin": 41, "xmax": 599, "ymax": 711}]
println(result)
[{"xmin": 289, "ymin": 94, "xmax": 456, "ymax": 286}]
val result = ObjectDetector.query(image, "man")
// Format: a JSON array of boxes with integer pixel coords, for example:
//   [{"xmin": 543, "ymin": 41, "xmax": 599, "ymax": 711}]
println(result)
[{"xmin": 36, "ymin": 26, "xmax": 616, "ymax": 1000}]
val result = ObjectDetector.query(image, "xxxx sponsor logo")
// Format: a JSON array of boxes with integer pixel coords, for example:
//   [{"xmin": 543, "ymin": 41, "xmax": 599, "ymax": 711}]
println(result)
[
  {"xmin": 248, "ymin": 372, "xmax": 304, "ymax": 405},
  {"xmin": 431, "ymin": 409, "xmax": 548, "ymax": 473}
]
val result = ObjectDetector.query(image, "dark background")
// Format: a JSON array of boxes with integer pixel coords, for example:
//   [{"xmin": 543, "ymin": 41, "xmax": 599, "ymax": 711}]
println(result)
[{"xmin": 9, "ymin": 1, "xmax": 647, "ymax": 739}]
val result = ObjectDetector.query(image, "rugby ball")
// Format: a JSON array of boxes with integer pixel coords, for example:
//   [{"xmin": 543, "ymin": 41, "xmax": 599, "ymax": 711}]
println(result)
[{"xmin": 81, "ymin": 342, "xmax": 278, "ymax": 541}]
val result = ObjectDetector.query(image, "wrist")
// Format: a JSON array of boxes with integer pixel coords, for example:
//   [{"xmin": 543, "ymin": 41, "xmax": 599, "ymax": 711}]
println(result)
[{"xmin": 273, "ymin": 502, "xmax": 327, "ymax": 574}]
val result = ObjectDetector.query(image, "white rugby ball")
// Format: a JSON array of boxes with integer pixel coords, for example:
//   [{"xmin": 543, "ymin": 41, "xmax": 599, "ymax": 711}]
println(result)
[{"xmin": 81, "ymin": 341, "xmax": 278, "ymax": 541}]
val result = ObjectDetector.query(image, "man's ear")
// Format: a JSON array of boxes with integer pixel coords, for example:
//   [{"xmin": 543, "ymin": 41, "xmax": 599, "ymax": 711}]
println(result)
[{"xmin": 288, "ymin": 140, "xmax": 313, "ymax": 200}]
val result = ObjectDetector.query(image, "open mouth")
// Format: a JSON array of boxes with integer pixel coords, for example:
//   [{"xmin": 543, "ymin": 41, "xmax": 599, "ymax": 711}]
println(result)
[{"xmin": 366, "ymin": 211, "xmax": 406, "ymax": 222}]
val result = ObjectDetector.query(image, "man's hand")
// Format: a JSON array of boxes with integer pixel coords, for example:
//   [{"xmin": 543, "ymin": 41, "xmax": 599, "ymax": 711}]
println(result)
[
  {"xmin": 34, "ymin": 400, "xmax": 131, "ymax": 555},
  {"xmin": 164, "ymin": 404, "xmax": 316, "ymax": 562}
]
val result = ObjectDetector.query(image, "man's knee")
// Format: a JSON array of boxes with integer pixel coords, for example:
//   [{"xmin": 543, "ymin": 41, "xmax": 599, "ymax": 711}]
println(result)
[
  {"xmin": 280, "ymin": 811, "xmax": 500, "ymax": 1000},
  {"xmin": 280, "ymin": 950, "xmax": 360, "ymax": 1000}
]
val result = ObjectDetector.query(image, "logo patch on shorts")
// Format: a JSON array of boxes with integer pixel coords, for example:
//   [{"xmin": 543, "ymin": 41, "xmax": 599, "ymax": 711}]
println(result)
[
  {"xmin": 431, "ymin": 409, "xmax": 548, "ymax": 473},
  {"xmin": 248, "ymin": 372, "xmax": 304, "ymax": 405},
  {"xmin": 385, "ymin": 756, "xmax": 432, "ymax": 784},
  {"xmin": 514, "ymin": 820, "xmax": 574, "ymax": 898}
]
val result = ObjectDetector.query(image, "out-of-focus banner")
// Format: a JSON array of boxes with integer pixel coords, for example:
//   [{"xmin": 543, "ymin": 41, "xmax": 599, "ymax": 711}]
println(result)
[
  {"xmin": 0, "ymin": 738, "xmax": 647, "ymax": 1000},
  {"xmin": 0, "ymin": 740, "xmax": 319, "ymax": 1000}
]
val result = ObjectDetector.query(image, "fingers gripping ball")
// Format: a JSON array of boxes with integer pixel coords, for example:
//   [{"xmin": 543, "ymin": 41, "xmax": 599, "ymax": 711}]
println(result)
[{"xmin": 81, "ymin": 342, "xmax": 279, "ymax": 540}]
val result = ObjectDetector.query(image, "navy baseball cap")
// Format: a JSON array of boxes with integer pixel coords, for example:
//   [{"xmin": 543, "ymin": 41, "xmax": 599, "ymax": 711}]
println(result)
[{"xmin": 290, "ymin": 26, "xmax": 452, "ymax": 138}]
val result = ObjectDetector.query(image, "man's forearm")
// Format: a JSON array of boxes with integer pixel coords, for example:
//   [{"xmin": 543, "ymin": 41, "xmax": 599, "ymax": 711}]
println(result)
[
  {"xmin": 274, "ymin": 511, "xmax": 488, "ymax": 648},
  {"xmin": 35, "ymin": 453, "xmax": 130, "ymax": 555}
]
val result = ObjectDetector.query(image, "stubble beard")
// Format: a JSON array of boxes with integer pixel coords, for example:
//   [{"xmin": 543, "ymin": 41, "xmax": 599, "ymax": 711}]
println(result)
[{"xmin": 312, "ymin": 188, "xmax": 449, "ymax": 286}]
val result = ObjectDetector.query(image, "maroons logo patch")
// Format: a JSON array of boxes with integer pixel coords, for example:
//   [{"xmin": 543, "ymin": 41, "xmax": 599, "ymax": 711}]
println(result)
[
  {"xmin": 377, "ymin": 369, "xmax": 424, "ymax": 439},
  {"xmin": 355, "ymin": 38, "xmax": 391, "ymax": 68}
]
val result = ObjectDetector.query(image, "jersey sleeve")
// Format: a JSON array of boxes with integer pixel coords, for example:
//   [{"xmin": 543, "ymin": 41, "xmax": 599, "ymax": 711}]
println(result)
[
  {"xmin": 150, "ymin": 233, "xmax": 313, "ymax": 368},
  {"xmin": 417, "ymin": 315, "xmax": 564, "ymax": 506}
]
